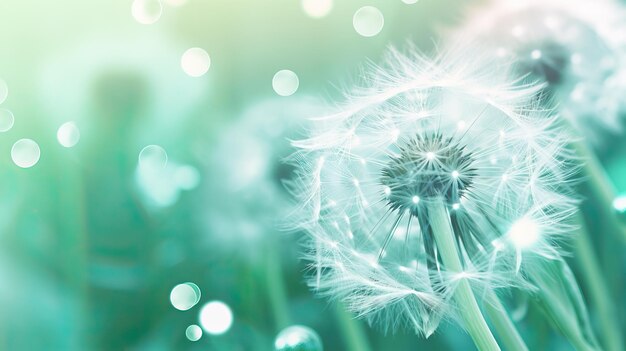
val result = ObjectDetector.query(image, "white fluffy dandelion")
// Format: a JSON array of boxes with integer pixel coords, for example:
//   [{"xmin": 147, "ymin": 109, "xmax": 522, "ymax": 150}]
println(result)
[
  {"xmin": 290, "ymin": 47, "xmax": 578, "ymax": 348},
  {"xmin": 449, "ymin": 0, "xmax": 626, "ymax": 148}
]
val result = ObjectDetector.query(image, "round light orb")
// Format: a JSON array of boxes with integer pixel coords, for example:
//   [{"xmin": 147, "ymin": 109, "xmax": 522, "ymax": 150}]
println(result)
[
  {"xmin": 131, "ymin": 0, "xmax": 162, "ymax": 24},
  {"xmin": 175, "ymin": 165, "xmax": 201, "ymax": 190},
  {"xmin": 170, "ymin": 282, "xmax": 201, "ymax": 311},
  {"xmin": 353, "ymin": 6, "xmax": 384, "ymax": 37},
  {"xmin": 138, "ymin": 145, "xmax": 168, "ymax": 169},
  {"xmin": 181, "ymin": 48, "xmax": 211, "ymax": 77},
  {"xmin": 272, "ymin": 70, "xmax": 299, "ymax": 96},
  {"xmin": 199, "ymin": 301, "xmax": 233, "ymax": 335},
  {"xmin": 274, "ymin": 325, "xmax": 323, "ymax": 351},
  {"xmin": 507, "ymin": 217, "xmax": 540, "ymax": 249},
  {"xmin": 11, "ymin": 139, "xmax": 40, "ymax": 168},
  {"xmin": 57, "ymin": 122, "xmax": 80, "ymax": 147},
  {"xmin": 0, "ymin": 79, "xmax": 7, "ymax": 104},
  {"xmin": 0, "ymin": 108, "xmax": 14, "ymax": 132},
  {"xmin": 613, "ymin": 194, "xmax": 626, "ymax": 220},
  {"xmin": 185, "ymin": 324, "xmax": 202, "ymax": 341},
  {"xmin": 301, "ymin": 0, "xmax": 333, "ymax": 18}
]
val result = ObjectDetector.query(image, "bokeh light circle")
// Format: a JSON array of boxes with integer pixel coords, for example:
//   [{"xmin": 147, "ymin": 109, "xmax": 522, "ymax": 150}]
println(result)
[
  {"xmin": 272, "ymin": 70, "xmax": 299, "ymax": 96},
  {"xmin": 0, "ymin": 79, "xmax": 7, "ymax": 105},
  {"xmin": 0, "ymin": 108, "xmax": 14, "ymax": 132},
  {"xmin": 11, "ymin": 139, "xmax": 40, "ymax": 168},
  {"xmin": 274, "ymin": 325, "xmax": 323, "ymax": 351},
  {"xmin": 614, "ymin": 194, "xmax": 626, "ymax": 219},
  {"xmin": 57, "ymin": 122, "xmax": 80, "ymax": 148},
  {"xmin": 301, "ymin": 0, "xmax": 333, "ymax": 18},
  {"xmin": 353, "ymin": 6, "xmax": 384, "ymax": 37},
  {"xmin": 131, "ymin": 0, "xmax": 163, "ymax": 25},
  {"xmin": 170, "ymin": 282, "xmax": 202, "ymax": 311},
  {"xmin": 175, "ymin": 165, "xmax": 201, "ymax": 190},
  {"xmin": 185, "ymin": 324, "xmax": 202, "ymax": 341},
  {"xmin": 138, "ymin": 145, "xmax": 168, "ymax": 169},
  {"xmin": 181, "ymin": 48, "xmax": 211, "ymax": 77},
  {"xmin": 199, "ymin": 301, "xmax": 233, "ymax": 335}
]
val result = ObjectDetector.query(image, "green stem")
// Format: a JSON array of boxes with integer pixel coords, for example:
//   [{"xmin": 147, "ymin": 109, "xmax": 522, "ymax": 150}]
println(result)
[
  {"xmin": 484, "ymin": 291, "xmax": 529, "ymax": 351},
  {"xmin": 334, "ymin": 304, "xmax": 372, "ymax": 351},
  {"xmin": 573, "ymin": 213, "xmax": 623, "ymax": 351},
  {"xmin": 573, "ymin": 139, "xmax": 626, "ymax": 243},
  {"xmin": 264, "ymin": 237, "xmax": 290, "ymax": 330},
  {"xmin": 429, "ymin": 200, "xmax": 500, "ymax": 351}
]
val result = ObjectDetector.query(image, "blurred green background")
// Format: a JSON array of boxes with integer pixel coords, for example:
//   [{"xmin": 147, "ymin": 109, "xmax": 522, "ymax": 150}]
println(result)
[{"xmin": 1, "ymin": 0, "xmax": 625, "ymax": 350}]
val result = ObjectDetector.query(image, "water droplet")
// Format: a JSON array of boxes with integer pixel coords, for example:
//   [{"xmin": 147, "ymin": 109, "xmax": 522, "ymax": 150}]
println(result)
[
  {"xmin": 199, "ymin": 301, "xmax": 233, "ymax": 335},
  {"xmin": 170, "ymin": 282, "xmax": 201, "ymax": 311},
  {"xmin": 131, "ymin": 0, "xmax": 163, "ymax": 25},
  {"xmin": 0, "ymin": 108, "xmax": 14, "ymax": 132},
  {"xmin": 57, "ymin": 122, "xmax": 80, "ymax": 148},
  {"xmin": 274, "ymin": 325, "xmax": 323, "ymax": 351},
  {"xmin": 11, "ymin": 139, "xmax": 40, "ymax": 168},
  {"xmin": 181, "ymin": 48, "xmax": 211, "ymax": 77},
  {"xmin": 353, "ymin": 6, "xmax": 384, "ymax": 37},
  {"xmin": 301, "ymin": 0, "xmax": 333, "ymax": 18},
  {"xmin": 139, "ymin": 145, "xmax": 167, "ymax": 169},
  {"xmin": 185, "ymin": 324, "xmax": 202, "ymax": 341},
  {"xmin": 272, "ymin": 70, "xmax": 299, "ymax": 96},
  {"xmin": 0, "ymin": 79, "xmax": 7, "ymax": 105}
]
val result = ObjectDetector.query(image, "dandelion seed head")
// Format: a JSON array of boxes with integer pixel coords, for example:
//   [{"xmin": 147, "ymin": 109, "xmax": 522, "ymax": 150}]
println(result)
[
  {"xmin": 291, "ymin": 45, "xmax": 577, "ymax": 335},
  {"xmin": 450, "ymin": 0, "xmax": 626, "ymax": 148}
]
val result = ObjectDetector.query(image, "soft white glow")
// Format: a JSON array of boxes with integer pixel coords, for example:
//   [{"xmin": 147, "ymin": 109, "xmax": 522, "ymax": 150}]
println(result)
[
  {"xmin": 181, "ymin": 48, "xmax": 211, "ymax": 77},
  {"xmin": 401, "ymin": 0, "xmax": 419, "ymax": 4},
  {"xmin": 185, "ymin": 324, "xmax": 202, "ymax": 341},
  {"xmin": 531, "ymin": 49, "xmax": 542, "ymax": 60},
  {"xmin": 57, "ymin": 122, "xmax": 80, "ymax": 147},
  {"xmin": 353, "ymin": 6, "xmax": 384, "ymax": 37},
  {"xmin": 170, "ymin": 282, "xmax": 201, "ymax": 311},
  {"xmin": 451, "ymin": 170, "xmax": 459, "ymax": 178},
  {"xmin": 613, "ymin": 195, "xmax": 626, "ymax": 214},
  {"xmin": 0, "ymin": 79, "xmax": 7, "ymax": 104},
  {"xmin": 131, "ymin": 0, "xmax": 163, "ymax": 25},
  {"xmin": 11, "ymin": 139, "xmax": 40, "ymax": 168},
  {"xmin": 301, "ymin": 0, "xmax": 333, "ymax": 18},
  {"xmin": 199, "ymin": 301, "xmax": 233, "ymax": 335},
  {"xmin": 426, "ymin": 152, "xmax": 435, "ymax": 160},
  {"xmin": 0, "ymin": 108, "xmax": 14, "ymax": 132},
  {"xmin": 138, "ymin": 145, "xmax": 168, "ymax": 169},
  {"xmin": 175, "ymin": 165, "xmax": 200, "ymax": 190},
  {"xmin": 507, "ymin": 217, "xmax": 540, "ymax": 249},
  {"xmin": 272, "ymin": 70, "xmax": 299, "ymax": 96},
  {"xmin": 412, "ymin": 196, "xmax": 420, "ymax": 204}
]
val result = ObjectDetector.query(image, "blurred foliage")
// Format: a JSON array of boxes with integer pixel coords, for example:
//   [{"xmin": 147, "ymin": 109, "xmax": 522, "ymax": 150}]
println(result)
[{"xmin": 0, "ymin": 0, "xmax": 625, "ymax": 350}]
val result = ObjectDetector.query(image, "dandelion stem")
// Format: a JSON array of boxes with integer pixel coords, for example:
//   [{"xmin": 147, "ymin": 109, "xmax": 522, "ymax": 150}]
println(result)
[
  {"xmin": 484, "ymin": 291, "xmax": 529, "ymax": 351},
  {"xmin": 429, "ymin": 200, "xmax": 500, "ymax": 351},
  {"xmin": 334, "ymin": 303, "xmax": 372, "ymax": 351},
  {"xmin": 573, "ymin": 212, "xmax": 623, "ymax": 351},
  {"xmin": 572, "ymin": 139, "xmax": 626, "ymax": 243}
]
